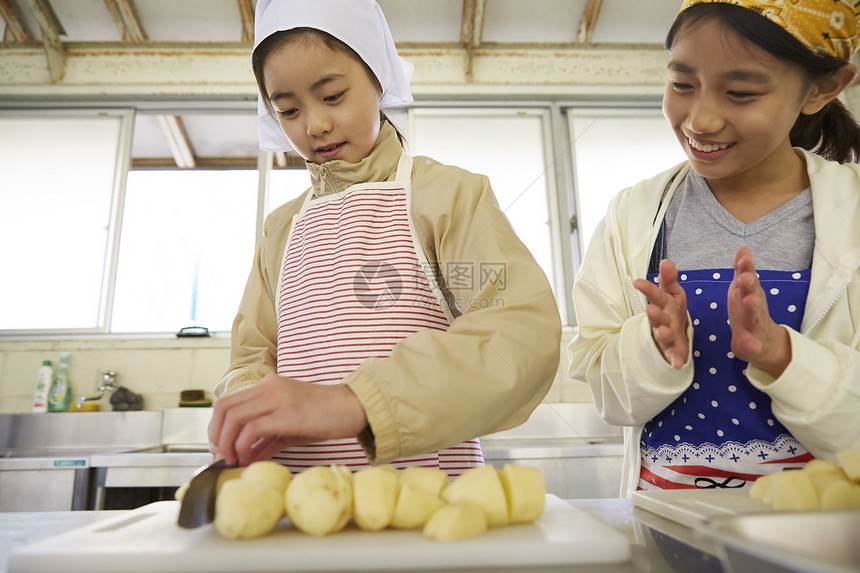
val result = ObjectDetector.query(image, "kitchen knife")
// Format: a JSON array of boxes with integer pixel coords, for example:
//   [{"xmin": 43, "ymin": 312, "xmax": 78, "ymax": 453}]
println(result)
[{"xmin": 177, "ymin": 458, "xmax": 238, "ymax": 528}]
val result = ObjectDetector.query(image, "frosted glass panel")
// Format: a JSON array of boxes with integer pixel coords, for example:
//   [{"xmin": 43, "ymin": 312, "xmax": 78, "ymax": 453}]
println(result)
[
  {"xmin": 570, "ymin": 112, "xmax": 686, "ymax": 255},
  {"xmin": 0, "ymin": 115, "xmax": 122, "ymax": 330},
  {"xmin": 410, "ymin": 112, "xmax": 555, "ymax": 293},
  {"xmin": 112, "ymin": 170, "xmax": 257, "ymax": 333}
]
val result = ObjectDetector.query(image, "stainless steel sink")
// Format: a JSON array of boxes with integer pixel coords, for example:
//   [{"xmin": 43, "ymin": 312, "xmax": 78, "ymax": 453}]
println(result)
[{"xmin": 0, "ymin": 410, "xmax": 184, "ymax": 512}]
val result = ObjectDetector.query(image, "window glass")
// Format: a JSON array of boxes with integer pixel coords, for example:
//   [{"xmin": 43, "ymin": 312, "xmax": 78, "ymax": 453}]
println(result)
[
  {"xmin": 111, "ymin": 170, "xmax": 257, "ymax": 333},
  {"xmin": 267, "ymin": 169, "xmax": 311, "ymax": 215},
  {"xmin": 569, "ymin": 110, "xmax": 686, "ymax": 255},
  {"xmin": 0, "ymin": 115, "xmax": 123, "ymax": 330},
  {"xmin": 409, "ymin": 111, "xmax": 556, "ymax": 294}
]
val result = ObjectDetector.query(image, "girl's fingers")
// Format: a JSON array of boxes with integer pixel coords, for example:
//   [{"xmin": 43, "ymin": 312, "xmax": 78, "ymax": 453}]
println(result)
[
  {"xmin": 633, "ymin": 278, "xmax": 662, "ymax": 304},
  {"xmin": 217, "ymin": 391, "xmax": 277, "ymax": 465},
  {"xmin": 645, "ymin": 303, "xmax": 669, "ymax": 328},
  {"xmin": 658, "ymin": 259, "xmax": 678, "ymax": 288},
  {"xmin": 247, "ymin": 436, "xmax": 284, "ymax": 465},
  {"xmin": 231, "ymin": 413, "xmax": 293, "ymax": 466},
  {"xmin": 208, "ymin": 386, "xmax": 258, "ymax": 455}
]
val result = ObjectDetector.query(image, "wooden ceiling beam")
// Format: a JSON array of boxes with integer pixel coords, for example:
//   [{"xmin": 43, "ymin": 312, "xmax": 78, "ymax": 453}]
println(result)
[
  {"xmin": 460, "ymin": 0, "xmax": 486, "ymax": 82},
  {"xmin": 577, "ymin": 0, "xmax": 604, "ymax": 43},
  {"xmin": 237, "ymin": 0, "xmax": 254, "ymax": 43},
  {"xmin": 0, "ymin": 0, "xmax": 33, "ymax": 42},
  {"xmin": 157, "ymin": 115, "xmax": 197, "ymax": 169},
  {"xmin": 103, "ymin": 0, "xmax": 147, "ymax": 42},
  {"xmin": 26, "ymin": 0, "xmax": 66, "ymax": 81}
]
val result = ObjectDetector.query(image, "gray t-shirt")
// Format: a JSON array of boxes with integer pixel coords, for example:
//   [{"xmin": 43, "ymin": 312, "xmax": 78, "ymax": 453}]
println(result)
[{"xmin": 663, "ymin": 171, "xmax": 814, "ymax": 272}]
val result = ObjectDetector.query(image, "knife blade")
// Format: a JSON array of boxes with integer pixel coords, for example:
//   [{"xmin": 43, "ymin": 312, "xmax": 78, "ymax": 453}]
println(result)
[{"xmin": 177, "ymin": 459, "xmax": 238, "ymax": 528}]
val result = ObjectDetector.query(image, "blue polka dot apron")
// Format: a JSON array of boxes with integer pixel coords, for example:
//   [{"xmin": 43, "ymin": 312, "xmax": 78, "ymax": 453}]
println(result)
[{"xmin": 638, "ymin": 268, "xmax": 814, "ymax": 490}]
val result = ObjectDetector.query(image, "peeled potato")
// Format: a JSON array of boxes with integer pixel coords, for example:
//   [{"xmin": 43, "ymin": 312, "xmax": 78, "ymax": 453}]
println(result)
[
  {"xmin": 498, "ymin": 464, "xmax": 545, "ymax": 524},
  {"xmin": 442, "ymin": 466, "xmax": 509, "ymax": 527},
  {"xmin": 807, "ymin": 467, "xmax": 848, "ymax": 498},
  {"xmin": 821, "ymin": 480, "xmax": 860, "ymax": 509},
  {"xmin": 285, "ymin": 465, "xmax": 352, "ymax": 537},
  {"xmin": 391, "ymin": 484, "xmax": 445, "ymax": 529},
  {"xmin": 749, "ymin": 474, "xmax": 772, "ymax": 502},
  {"xmin": 400, "ymin": 466, "xmax": 448, "ymax": 496},
  {"xmin": 802, "ymin": 459, "xmax": 842, "ymax": 475},
  {"xmin": 174, "ymin": 479, "xmax": 190, "ymax": 502},
  {"xmin": 242, "ymin": 461, "xmax": 292, "ymax": 495},
  {"xmin": 836, "ymin": 448, "xmax": 860, "ymax": 483},
  {"xmin": 175, "ymin": 464, "xmax": 244, "ymax": 502},
  {"xmin": 214, "ymin": 479, "xmax": 284, "ymax": 539},
  {"xmin": 424, "ymin": 502, "xmax": 487, "ymax": 541},
  {"xmin": 216, "ymin": 467, "xmax": 246, "ymax": 497},
  {"xmin": 770, "ymin": 470, "xmax": 819, "ymax": 510},
  {"xmin": 353, "ymin": 465, "xmax": 400, "ymax": 531}
]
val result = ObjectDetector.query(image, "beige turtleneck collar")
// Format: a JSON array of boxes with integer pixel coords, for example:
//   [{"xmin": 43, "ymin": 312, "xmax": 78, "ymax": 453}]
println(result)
[{"xmin": 305, "ymin": 121, "xmax": 403, "ymax": 197}]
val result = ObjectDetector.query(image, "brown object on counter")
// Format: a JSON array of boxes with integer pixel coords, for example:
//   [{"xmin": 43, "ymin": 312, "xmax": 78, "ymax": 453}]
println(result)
[
  {"xmin": 180, "ymin": 390, "xmax": 205, "ymax": 402},
  {"xmin": 179, "ymin": 389, "xmax": 212, "ymax": 408}
]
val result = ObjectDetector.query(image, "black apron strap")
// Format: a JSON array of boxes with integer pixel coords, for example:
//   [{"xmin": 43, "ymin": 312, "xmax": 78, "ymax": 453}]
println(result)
[{"xmin": 647, "ymin": 219, "xmax": 666, "ymax": 275}]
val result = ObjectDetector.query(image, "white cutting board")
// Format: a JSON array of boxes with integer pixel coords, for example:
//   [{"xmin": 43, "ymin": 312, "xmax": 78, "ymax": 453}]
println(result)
[
  {"xmin": 633, "ymin": 489, "xmax": 772, "ymax": 529},
  {"xmin": 9, "ymin": 496, "xmax": 630, "ymax": 572}
]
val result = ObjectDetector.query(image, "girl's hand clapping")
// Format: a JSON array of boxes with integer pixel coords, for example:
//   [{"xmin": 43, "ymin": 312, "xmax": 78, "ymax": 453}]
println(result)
[
  {"xmin": 727, "ymin": 246, "xmax": 791, "ymax": 378},
  {"xmin": 209, "ymin": 374, "xmax": 368, "ymax": 466},
  {"xmin": 634, "ymin": 259, "xmax": 690, "ymax": 369}
]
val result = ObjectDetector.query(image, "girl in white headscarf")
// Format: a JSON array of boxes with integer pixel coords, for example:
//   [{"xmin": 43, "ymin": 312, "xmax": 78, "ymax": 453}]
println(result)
[{"xmin": 208, "ymin": 0, "xmax": 561, "ymax": 477}]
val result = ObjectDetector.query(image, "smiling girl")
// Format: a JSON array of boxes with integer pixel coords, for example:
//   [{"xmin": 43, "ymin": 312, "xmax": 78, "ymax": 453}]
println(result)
[
  {"xmin": 208, "ymin": 0, "xmax": 561, "ymax": 476},
  {"xmin": 569, "ymin": 0, "xmax": 860, "ymax": 495}
]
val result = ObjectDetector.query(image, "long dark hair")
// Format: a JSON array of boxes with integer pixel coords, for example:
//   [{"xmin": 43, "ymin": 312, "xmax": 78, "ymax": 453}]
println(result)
[
  {"xmin": 252, "ymin": 27, "xmax": 405, "ymax": 149},
  {"xmin": 666, "ymin": 3, "xmax": 860, "ymax": 164}
]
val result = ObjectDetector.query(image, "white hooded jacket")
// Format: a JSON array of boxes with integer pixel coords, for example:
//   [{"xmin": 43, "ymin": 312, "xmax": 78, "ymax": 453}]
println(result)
[{"xmin": 568, "ymin": 148, "xmax": 860, "ymax": 497}]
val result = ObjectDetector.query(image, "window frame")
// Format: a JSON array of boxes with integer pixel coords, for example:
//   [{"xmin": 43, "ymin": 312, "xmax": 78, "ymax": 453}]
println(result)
[
  {"xmin": 0, "ymin": 98, "xmax": 673, "ymax": 337},
  {"xmin": 0, "ymin": 107, "xmax": 135, "ymax": 337}
]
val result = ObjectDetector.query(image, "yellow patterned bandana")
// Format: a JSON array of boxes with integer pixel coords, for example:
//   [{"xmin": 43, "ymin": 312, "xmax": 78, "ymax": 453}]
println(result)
[{"xmin": 679, "ymin": 0, "xmax": 860, "ymax": 60}]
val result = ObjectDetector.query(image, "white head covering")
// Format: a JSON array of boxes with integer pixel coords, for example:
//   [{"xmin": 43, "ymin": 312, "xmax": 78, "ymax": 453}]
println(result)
[{"xmin": 254, "ymin": 0, "xmax": 414, "ymax": 152}]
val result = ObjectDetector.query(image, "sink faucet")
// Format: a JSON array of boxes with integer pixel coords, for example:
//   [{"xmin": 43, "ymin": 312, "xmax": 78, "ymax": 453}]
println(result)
[{"xmin": 76, "ymin": 371, "xmax": 118, "ymax": 407}]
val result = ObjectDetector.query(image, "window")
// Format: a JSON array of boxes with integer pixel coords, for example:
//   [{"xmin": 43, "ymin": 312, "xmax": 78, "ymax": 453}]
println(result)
[
  {"xmin": 409, "ymin": 109, "xmax": 557, "ymax": 294},
  {"xmin": 0, "ymin": 111, "xmax": 130, "ymax": 332},
  {"xmin": 267, "ymin": 169, "xmax": 311, "ymax": 215},
  {"xmin": 0, "ymin": 104, "xmax": 690, "ymax": 335},
  {"xmin": 111, "ymin": 170, "xmax": 258, "ymax": 333},
  {"xmin": 568, "ymin": 109, "xmax": 686, "ymax": 256}
]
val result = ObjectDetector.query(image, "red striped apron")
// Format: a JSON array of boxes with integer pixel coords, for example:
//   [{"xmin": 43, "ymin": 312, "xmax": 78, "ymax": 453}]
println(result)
[{"xmin": 271, "ymin": 153, "xmax": 484, "ymax": 477}]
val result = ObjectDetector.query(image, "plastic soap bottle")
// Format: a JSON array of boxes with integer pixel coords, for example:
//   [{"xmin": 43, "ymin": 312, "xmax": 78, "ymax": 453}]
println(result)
[
  {"xmin": 48, "ymin": 352, "xmax": 72, "ymax": 412},
  {"xmin": 32, "ymin": 360, "xmax": 53, "ymax": 413}
]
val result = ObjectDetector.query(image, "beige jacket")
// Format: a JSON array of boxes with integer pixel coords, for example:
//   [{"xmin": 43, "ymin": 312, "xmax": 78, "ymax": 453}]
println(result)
[
  {"xmin": 217, "ymin": 122, "xmax": 562, "ymax": 465},
  {"xmin": 569, "ymin": 149, "xmax": 860, "ymax": 496}
]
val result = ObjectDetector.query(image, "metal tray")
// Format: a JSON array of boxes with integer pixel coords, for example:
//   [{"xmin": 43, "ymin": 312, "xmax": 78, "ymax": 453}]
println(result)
[{"xmin": 700, "ymin": 510, "xmax": 860, "ymax": 573}]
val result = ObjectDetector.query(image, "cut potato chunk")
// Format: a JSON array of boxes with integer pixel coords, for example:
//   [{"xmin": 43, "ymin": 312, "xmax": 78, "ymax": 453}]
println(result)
[
  {"xmin": 802, "ymin": 459, "xmax": 842, "ymax": 475},
  {"xmin": 214, "ymin": 479, "xmax": 284, "ymax": 539},
  {"xmin": 807, "ymin": 467, "xmax": 849, "ymax": 497},
  {"xmin": 498, "ymin": 464, "xmax": 545, "ymax": 524},
  {"xmin": 391, "ymin": 484, "xmax": 445, "ymax": 529},
  {"xmin": 353, "ymin": 465, "xmax": 400, "ymax": 531},
  {"xmin": 821, "ymin": 480, "xmax": 860, "ymax": 510},
  {"xmin": 836, "ymin": 448, "xmax": 860, "ymax": 483},
  {"xmin": 770, "ymin": 470, "xmax": 819, "ymax": 511},
  {"xmin": 400, "ymin": 466, "xmax": 448, "ymax": 496},
  {"xmin": 748, "ymin": 474, "xmax": 771, "ymax": 502},
  {"xmin": 285, "ymin": 465, "xmax": 352, "ymax": 536},
  {"xmin": 442, "ymin": 466, "xmax": 509, "ymax": 527},
  {"xmin": 423, "ymin": 502, "xmax": 487, "ymax": 541},
  {"xmin": 242, "ymin": 461, "xmax": 292, "ymax": 495}
]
